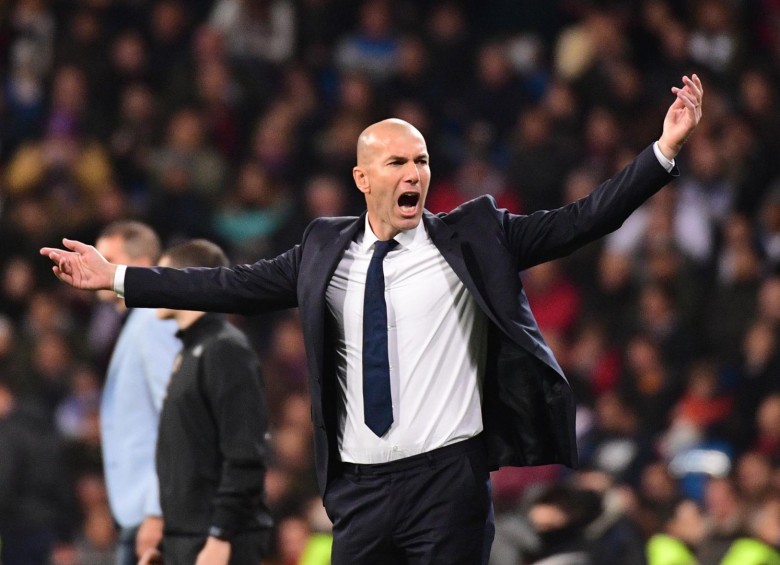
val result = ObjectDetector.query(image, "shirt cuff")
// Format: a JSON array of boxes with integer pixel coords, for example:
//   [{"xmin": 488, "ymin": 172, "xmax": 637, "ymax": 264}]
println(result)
[
  {"xmin": 114, "ymin": 264, "xmax": 127, "ymax": 297},
  {"xmin": 653, "ymin": 141, "xmax": 675, "ymax": 173}
]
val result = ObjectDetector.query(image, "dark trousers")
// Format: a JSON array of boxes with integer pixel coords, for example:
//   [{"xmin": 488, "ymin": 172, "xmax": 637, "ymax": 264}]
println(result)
[
  {"xmin": 162, "ymin": 530, "xmax": 270, "ymax": 565},
  {"xmin": 116, "ymin": 525, "xmax": 140, "ymax": 565},
  {"xmin": 0, "ymin": 528, "xmax": 56, "ymax": 565},
  {"xmin": 324, "ymin": 435, "xmax": 495, "ymax": 565}
]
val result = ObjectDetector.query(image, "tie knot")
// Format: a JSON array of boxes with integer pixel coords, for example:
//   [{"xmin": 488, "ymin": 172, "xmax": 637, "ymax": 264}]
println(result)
[{"xmin": 372, "ymin": 239, "xmax": 398, "ymax": 260}]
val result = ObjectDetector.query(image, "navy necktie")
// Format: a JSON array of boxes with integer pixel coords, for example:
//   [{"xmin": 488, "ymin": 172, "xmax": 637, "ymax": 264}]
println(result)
[{"xmin": 363, "ymin": 239, "xmax": 398, "ymax": 437}]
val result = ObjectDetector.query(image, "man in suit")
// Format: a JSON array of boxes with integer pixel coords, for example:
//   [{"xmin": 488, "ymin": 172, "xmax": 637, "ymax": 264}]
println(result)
[{"xmin": 41, "ymin": 74, "xmax": 703, "ymax": 565}]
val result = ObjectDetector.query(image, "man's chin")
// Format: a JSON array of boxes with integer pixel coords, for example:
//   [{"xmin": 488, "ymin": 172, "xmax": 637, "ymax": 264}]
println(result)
[{"xmin": 395, "ymin": 214, "xmax": 422, "ymax": 231}]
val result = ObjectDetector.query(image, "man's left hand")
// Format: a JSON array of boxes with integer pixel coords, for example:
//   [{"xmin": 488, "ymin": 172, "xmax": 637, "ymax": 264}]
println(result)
[
  {"xmin": 138, "ymin": 548, "xmax": 164, "ymax": 565},
  {"xmin": 136, "ymin": 516, "xmax": 164, "ymax": 559},
  {"xmin": 195, "ymin": 536, "xmax": 231, "ymax": 565},
  {"xmin": 658, "ymin": 73, "xmax": 704, "ymax": 159}
]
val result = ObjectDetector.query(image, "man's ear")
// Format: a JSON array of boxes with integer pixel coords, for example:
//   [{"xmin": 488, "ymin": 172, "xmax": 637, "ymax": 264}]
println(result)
[{"xmin": 353, "ymin": 167, "xmax": 369, "ymax": 195}]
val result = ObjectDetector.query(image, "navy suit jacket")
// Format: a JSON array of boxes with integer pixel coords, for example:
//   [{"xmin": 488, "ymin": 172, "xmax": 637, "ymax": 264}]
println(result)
[{"xmin": 125, "ymin": 144, "xmax": 676, "ymax": 494}]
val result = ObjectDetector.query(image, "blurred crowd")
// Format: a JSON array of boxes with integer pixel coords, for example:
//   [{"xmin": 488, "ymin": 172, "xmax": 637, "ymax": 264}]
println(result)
[{"xmin": 2, "ymin": 0, "xmax": 780, "ymax": 563}]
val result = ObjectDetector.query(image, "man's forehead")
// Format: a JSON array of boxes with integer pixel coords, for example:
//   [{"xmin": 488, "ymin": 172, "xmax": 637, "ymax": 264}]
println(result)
[
  {"xmin": 378, "ymin": 132, "xmax": 427, "ymax": 154},
  {"xmin": 361, "ymin": 128, "xmax": 427, "ymax": 157},
  {"xmin": 358, "ymin": 120, "xmax": 427, "ymax": 160}
]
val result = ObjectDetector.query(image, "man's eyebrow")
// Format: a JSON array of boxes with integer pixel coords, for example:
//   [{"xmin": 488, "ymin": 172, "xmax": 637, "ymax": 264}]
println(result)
[{"xmin": 386, "ymin": 153, "xmax": 429, "ymax": 161}]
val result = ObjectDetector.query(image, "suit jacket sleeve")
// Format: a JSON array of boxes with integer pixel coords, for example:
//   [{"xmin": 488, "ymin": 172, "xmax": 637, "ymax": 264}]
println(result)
[
  {"xmin": 124, "ymin": 243, "xmax": 301, "ymax": 314},
  {"xmin": 501, "ymin": 144, "xmax": 677, "ymax": 270}
]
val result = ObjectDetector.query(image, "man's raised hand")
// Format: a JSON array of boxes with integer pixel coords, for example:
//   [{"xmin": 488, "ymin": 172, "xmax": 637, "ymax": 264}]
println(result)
[
  {"xmin": 40, "ymin": 238, "xmax": 118, "ymax": 291},
  {"xmin": 658, "ymin": 73, "xmax": 704, "ymax": 160}
]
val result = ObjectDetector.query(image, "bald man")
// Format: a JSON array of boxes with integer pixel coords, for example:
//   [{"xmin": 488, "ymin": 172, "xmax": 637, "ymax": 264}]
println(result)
[{"xmin": 42, "ymin": 75, "xmax": 704, "ymax": 564}]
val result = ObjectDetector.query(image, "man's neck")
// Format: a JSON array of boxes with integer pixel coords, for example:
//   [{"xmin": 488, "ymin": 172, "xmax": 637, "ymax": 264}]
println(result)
[{"xmin": 175, "ymin": 310, "xmax": 207, "ymax": 330}]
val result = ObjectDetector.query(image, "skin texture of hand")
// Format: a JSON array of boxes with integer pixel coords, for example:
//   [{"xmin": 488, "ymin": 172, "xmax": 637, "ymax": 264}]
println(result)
[
  {"xmin": 39, "ymin": 238, "xmax": 118, "ymax": 291},
  {"xmin": 657, "ymin": 74, "xmax": 704, "ymax": 160},
  {"xmin": 137, "ymin": 547, "xmax": 164, "ymax": 565},
  {"xmin": 136, "ymin": 516, "xmax": 164, "ymax": 560},
  {"xmin": 195, "ymin": 537, "xmax": 231, "ymax": 565}
]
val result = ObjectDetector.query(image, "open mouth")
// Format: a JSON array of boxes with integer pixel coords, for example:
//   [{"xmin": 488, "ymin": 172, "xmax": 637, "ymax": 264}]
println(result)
[{"xmin": 398, "ymin": 192, "xmax": 420, "ymax": 213}]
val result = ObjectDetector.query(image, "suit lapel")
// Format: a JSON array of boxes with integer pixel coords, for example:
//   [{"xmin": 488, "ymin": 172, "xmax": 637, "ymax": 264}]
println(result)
[
  {"xmin": 308, "ymin": 214, "xmax": 365, "ymax": 299},
  {"xmin": 423, "ymin": 212, "xmax": 502, "ymax": 329},
  {"xmin": 304, "ymin": 214, "xmax": 365, "ymax": 386}
]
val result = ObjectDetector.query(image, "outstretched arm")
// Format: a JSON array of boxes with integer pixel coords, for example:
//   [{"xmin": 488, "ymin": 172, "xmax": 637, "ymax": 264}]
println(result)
[
  {"xmin": 657, "ymin": 73, "xmax": 704, "ymax": 160},
  {"xmin": 40, "ymin": 238, "xmax": 118, "ymax": 291},
  {"xmin": 505, "ymin": 74, "xmax": 704, "ymax": 269}
]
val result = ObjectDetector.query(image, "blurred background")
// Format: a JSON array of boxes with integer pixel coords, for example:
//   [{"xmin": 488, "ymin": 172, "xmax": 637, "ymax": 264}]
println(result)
[{"xmin": 1, "ymin": 0, "xmax": 780, "ymax": 563}]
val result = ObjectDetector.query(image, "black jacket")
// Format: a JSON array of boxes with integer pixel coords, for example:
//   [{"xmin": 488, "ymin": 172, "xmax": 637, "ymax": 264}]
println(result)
[
  {"xmin": 128, "ymin": 144, "xmax": 676, "ymax": 495},
  {"xmin": 156, "ymin": 314, "xmax": 271, "ymax": 538},
  {"xmin": 0, "ymin": 400, "xmax": 75, "ymax": 541}
]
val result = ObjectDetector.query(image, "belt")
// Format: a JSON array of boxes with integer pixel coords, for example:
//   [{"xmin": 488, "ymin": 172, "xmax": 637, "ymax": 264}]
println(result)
[{"xmin": 340, "ymin": 434, "xmax": 485, "ymax": 476}]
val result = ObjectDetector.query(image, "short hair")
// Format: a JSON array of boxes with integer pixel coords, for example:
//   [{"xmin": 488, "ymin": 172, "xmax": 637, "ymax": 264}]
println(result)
[
  {"xmin": 531, "ymin": 485, "xmax": 603, "ymax": 529},
  {"xmin": 98, "ymin": 221, "xmax": 162, "ymax": 263},
  {"xmin": 161, "ymin": 239, "xmax": 230, "ymax": 269}
]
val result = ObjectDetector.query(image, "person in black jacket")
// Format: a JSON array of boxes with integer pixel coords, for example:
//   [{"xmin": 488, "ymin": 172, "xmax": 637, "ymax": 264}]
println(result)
[
  {"xmin": 138, "ymin": 239, "xmax": 272, "ymax": 565},
  {"xmin": 0, "ymin": 379, "xmax": 75, "ymax": 565}
]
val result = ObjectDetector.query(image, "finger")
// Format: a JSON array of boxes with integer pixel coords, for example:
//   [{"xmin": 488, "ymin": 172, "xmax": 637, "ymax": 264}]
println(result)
[
  {"xmin": 40, "ymin": 248, "xmax": 69, "ymax": 262},
  {"xmin": 676, "ymin": 83, "xmax": 699, "ymax": 105},
  {"xmin": 682, "ymin": 75, "xmax": 703, "ymax": 99},
  {"xmin": 692, "ymin": 73, "xmax": 704, "ymax": 96},
  {"xmin": 679, "ymin": 93, "xmax": 697, "ymax": 113},
  {"xmin": 670, "ymin": 87, "xmax": 692, "ymax": 109},
  {"xmin": 681, "ymin": 79, "xmax": 703, "ymax": 108},
  {"xmin": 669, "ymin": 87, "xmax": 686, "ymax": 106},
  {"xmin": 52, "ymin": 266, "xmax": 70, "ymax": 283},
  {"xmin": 56, "ymin": 254, "xmax": 74, "ymax": 275},
  {"xmin": 673, "ymin": 87, "xmax": 697, "ymax": 110},
  {"xmin": 672, "ymin": 86, "xmax": 695, "ymax": 99},
  {"xmin": 62, "ymin": 238, "xmax": 92, "ymax": 254}
]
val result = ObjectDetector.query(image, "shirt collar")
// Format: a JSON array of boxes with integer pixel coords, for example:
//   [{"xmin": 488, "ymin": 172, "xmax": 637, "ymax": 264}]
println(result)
[{"xmin": 361, "ymin": 215, "xmax": 424, "ymax": 253}]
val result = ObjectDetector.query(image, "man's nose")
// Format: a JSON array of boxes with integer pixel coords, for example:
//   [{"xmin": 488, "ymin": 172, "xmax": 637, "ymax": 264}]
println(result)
[{"xmin": 404, "ymin": 161, "xmax": 420, "ymax": 183}]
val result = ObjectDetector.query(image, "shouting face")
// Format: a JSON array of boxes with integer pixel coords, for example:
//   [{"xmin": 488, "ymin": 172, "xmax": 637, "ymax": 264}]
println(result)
[{"xmin": 353, "ymin": 119, "xmax": 431, "ymax": 240}]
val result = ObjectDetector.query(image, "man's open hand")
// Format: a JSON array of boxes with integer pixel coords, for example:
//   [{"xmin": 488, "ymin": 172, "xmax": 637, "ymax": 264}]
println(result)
[{"xmin": 40, "ymin": 238, "xmax": 118, "ymax": 291}]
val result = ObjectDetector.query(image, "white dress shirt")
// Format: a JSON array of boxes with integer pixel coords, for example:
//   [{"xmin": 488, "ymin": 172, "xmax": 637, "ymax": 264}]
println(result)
[{"xmin": 326, "ymin": 217, "xmax": 488, "ymax": 463}]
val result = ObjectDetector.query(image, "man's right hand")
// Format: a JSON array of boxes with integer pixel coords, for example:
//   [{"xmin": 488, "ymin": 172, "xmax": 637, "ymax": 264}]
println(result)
[
  {"xmin": 40, "ymin": 238, "xmax": 118, "ymax": 291},
  {"xmin": 138, "ymin": 547, "xmax": 164, "ymax": 565},
  {"xmin": 136, "ymin": 516, "xmax": 164, "ymax": 561}
]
